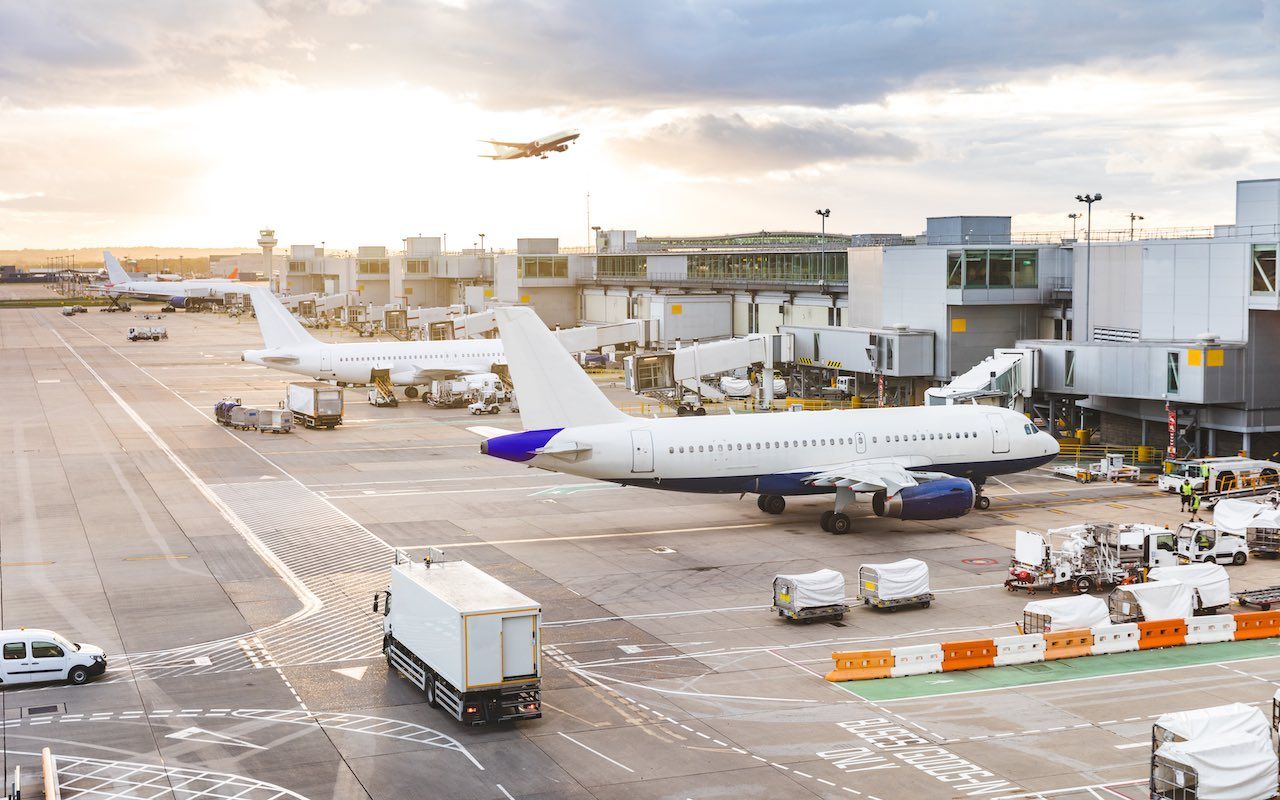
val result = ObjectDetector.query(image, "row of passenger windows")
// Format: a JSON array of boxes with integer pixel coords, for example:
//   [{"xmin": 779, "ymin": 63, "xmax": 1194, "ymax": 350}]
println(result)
[
  {"xmin": 667, "ymin": 431, "xmax": 982, "ymax": 455},
  {"xmin": 338, "ymin": 352, "xmax": 498, "ymax": 363}
]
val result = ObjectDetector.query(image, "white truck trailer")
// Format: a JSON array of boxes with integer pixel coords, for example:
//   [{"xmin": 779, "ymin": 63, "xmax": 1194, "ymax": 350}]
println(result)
[
  {"xmin": 374, "ymin": 551, "xmax": 541, "ymax": 725},
  {"xmin": 286, "ymin": 381, "xmax": 344, "ymax": 429}
]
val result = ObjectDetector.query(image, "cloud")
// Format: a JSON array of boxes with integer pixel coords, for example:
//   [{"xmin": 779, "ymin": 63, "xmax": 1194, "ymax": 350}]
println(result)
[
  {"xmin": 615, "ymin": 113, "xmax": 919, "ymax": 174},
  {"xmin": 1, "ymin": 2, "xmax": 1277, "ymax": 110}
]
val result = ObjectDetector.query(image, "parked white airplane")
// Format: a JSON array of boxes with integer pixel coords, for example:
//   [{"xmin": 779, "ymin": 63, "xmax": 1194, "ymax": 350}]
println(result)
[
  {"xmin": 241, "ymin": 288, "xmax": 505, "ymax": 397},
  {"xmin": 479, "ymin": 308, "xmax": 1059, "ymax": 532},
  {"xmin": 479, "ymin": 129, "xmax": 580, "ymax": 160},
  {"xmin": 101, "ymin": 251, "xmax": 239, "ymax": 307}
]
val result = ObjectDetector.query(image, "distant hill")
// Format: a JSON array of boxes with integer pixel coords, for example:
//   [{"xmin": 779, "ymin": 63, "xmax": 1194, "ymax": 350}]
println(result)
[{"xmin": 0, "ymin": 247, "xmax": 250, "ymax": 270}]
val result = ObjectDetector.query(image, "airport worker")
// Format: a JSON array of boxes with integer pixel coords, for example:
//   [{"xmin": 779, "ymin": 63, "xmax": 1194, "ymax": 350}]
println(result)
[
  {"xmin": 1201, "ymin": 463, "xmax": 1210, "ymax": 481},
  {"xmin": 1189, "ymin": 493, "xmax": 1202, "ymax": 522},
  {"xmin": 1179, "ymin": 479, "xmax": 1193, "ymax": 511}
]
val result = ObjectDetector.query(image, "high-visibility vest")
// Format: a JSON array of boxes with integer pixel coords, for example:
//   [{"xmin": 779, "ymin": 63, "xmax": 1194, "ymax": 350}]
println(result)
[
  {"xmin": 1190, "ymin": 495, "xmax": 1201, "ymax": 510},
  {"xmin": 1180, "ymin": 483, "xmax": 1193, "ymax": 496},
  {"xmin": 1202, "ymin": 465, "xmax": 1210, "ymax": 478}
]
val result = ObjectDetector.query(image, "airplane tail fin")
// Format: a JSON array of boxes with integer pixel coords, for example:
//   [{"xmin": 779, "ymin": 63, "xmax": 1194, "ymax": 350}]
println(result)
[
  {"xmin": 228, "ymin": 267, "xmax": 239, "ymax": 280},
  {"xmin": 248, "ymin": 287, "xmax": 316, "ymax": 348},
  {"xmin": 103, "ymin": 251, "xmax": 130, "ymax": 285},
  {"xmin": 494, "ymin": 307, "xmax": 627, "ymax": 430}
]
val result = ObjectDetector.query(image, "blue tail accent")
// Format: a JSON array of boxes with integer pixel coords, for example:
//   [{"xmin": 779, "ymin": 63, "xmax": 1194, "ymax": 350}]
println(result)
[{"xmin": 481, "ymin": 428, "xmax": 563, "ymax": 463}]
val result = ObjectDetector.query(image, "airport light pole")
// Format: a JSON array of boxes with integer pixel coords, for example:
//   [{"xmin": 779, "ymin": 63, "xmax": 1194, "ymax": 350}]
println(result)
[
  {"xmin": 478, "ymin": 233, "xmax": 486, "ymax": 253},
  {"xmin": 1068, "ymin": 212, "xmax": 1081, "ymax": 239},
  {"xmin": 1075, "ymin": 193, "xmax": 1102, "ymax": 341},
  {"xmin": 1129, "ymin": 212, "xmax": 1144, "ymax": 241},
  {"xmin": 815, "ymin": 208, "xmax": 830, "ymax": 283}
]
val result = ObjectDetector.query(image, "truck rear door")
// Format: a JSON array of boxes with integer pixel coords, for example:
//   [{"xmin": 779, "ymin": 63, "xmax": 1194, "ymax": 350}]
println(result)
[{"xmin": 501, "ymin": 614, "xmax": 538, "ymax": 680}]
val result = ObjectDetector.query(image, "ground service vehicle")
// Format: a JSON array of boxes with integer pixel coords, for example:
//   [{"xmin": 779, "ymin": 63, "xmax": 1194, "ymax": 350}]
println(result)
[
  {"xmin": 0, "ymin": 629, "xmax": 106, "ymax": 686},
  {"xmin": 1158, "ymin": 457, "xmax": 1280, "ymax": 494},
  {"xmin": 374, "ymin": 550, "xmax": 541, "ymax": 725},
  {"xmin": 287, "ymin": 382, "xmax": 343, "ymax": 429},
  {"xmin": 1175, "ymin": 523, "xmax": 1247, "ymax": 565},
  {"xmin": 60, "ymin": 307, "xmax": 75, "ymax": 316},
  {"xmin": 858, "ymin": 559, "xmax": 933, "ymax": 610},
  {"xmin": 1007, "ymin": 523, "xmax": 1174, "ymax": 594},
  {"xmin": 773, "ymin": 569, "xmax": 848, "ymax": 621},
  {"xmin": 127, "ymin": 326, "xmax": 167, "ymax": 341}
]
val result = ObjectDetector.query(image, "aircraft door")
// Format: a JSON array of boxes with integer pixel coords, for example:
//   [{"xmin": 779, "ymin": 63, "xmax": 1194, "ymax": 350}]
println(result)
[
  {"xmin": 631, "ymin": 430, "xmax": 654, "ymax": 473},
  {"xmin": 986, "ymin": 414, "xmax": 1010, "ymax": 454},
  {"xmin": 855, "ymin": 432, "xmax": 867, "ymax": 454},
  {"xmin": 321, "ymin": 351, "xmax": 332, "ymax": 373}
]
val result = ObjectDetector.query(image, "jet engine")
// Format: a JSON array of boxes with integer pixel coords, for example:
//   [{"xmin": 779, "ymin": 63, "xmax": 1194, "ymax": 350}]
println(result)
[
  {"xmin": 168, "ymin": 296, "xmax": 188, "ymax": 308},
  {"xmin": 872, "ymin": 478, "xmax": 975, "ymax": 520},
  {"xmin": 553, "ymin": 144, "xmax": 570, "ymax": 152}
]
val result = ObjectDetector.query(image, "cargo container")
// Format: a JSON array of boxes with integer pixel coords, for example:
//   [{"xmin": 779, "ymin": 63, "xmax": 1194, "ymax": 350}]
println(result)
[{"xmin": 286, "ymin": 381, "xmax": 343, "ymax": 429}]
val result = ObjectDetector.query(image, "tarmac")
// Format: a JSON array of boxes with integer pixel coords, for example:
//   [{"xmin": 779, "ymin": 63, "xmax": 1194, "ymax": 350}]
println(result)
[{"xmin": 3, "ymin": 301, "xmax": 1279, "ymax": 799}]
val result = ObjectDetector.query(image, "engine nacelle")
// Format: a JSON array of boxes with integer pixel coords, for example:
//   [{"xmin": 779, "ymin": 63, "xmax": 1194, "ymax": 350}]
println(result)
[
  {"xmin": 554, "ymin": 144, "xmax": 569, "ymax": 152},
  {"xmin": 168, "ymin": 296, "xmax": 187, "ymax": 308},
  {"xmin": 873, "ymin": 478, "xmax": 975, "ymax": 520}
]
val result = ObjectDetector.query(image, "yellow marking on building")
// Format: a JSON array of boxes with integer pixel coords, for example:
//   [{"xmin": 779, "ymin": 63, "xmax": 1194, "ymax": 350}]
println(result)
[
  {"xmin": 671, "ymin": 304, "xmax": 683, "ymax": 315},
  {"xmin": 1187, "ymin": 349, "xmax": 1202, "ymax": 367},
  {"xmin": 1207, "ymin": 349, "xmax": 1224, "ymax": 367},
  {"xmin": 951, "ymin": 318, "xmax": 967, "ymax": 333}
]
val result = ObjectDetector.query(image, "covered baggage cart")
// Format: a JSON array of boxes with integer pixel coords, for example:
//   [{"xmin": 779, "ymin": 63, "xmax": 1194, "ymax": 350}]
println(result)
[
  {"xmin": 256, "ymin": 407, "xmax": 293, "ymax": 434},
  {"xmin": 1153, "ymin": 703, "xmax": 1270, "ymax": 748},
  {"xmin": 1021, "ymin": 594, "xmax": 1110, "ymax": 634},
  {"xmin": 1245, "ymin": 507, "xmax": 1280, "ymax": 558},
  {"xmin": 1147, "ymin": 564, "xmax": 1231, "ymax": 614},
  {"xmin": 1151, "ymin": 733, "xmax": 1277, "ymax": 800},
  {"xmin": 1107, "ymin": 580, "xmax": 1195, "ymax": 623},
  {"xmin": 772, "ymin": 569, "xmax": 848, "ymax": 622},
  {"xmin": 858, "ymin": 559, "xmax": 932, "ymax": 611}
]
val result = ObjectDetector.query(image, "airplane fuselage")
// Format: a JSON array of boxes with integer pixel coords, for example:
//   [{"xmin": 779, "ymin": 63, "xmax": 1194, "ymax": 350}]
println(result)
[
  {"xmin": 484, "ymin": 404, "xmax": 1058, "ymax": 494},
  {"xmin": 243, "ymin": 338, "xmax": 506, "ymax": 386},
  {"xmin": 105, "ymin": 278, "xmax": 239, "ymax": 300}
]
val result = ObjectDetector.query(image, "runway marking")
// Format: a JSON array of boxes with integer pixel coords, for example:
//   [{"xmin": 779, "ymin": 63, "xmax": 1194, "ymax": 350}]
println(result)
[
  {"xmin": 1114, "ymin": 742, "xmax": 1147, "ymax": 749},
  {"xmin": 431, "ymin": 522, "xmax": 771, "ymax": 550},
  {"xmin": 37, "ymin": 751, "xmax": 310, "ymax": 800},
  {"xmin": 557, "ymin": 731, "xmax": 636, "ymax": 772}
]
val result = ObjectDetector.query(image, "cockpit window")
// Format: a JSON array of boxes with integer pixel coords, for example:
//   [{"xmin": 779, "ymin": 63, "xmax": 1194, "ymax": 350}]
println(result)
[{"xmin": 1024, "ymin": 423, "xmax": 1037, "ymax": 435}]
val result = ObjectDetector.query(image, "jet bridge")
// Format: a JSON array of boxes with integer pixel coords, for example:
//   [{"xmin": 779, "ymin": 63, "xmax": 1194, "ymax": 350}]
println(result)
[
  {"xmin": 626, "ymin": 333, "xmax": 795, "ymax": 409},
  {"xmin": 451, "ymin": 310, "xmax": 657, "ymax": 353},
  {"xmin": 925, "ymin": 347, "xmax": 1039, "ymax": 411}
]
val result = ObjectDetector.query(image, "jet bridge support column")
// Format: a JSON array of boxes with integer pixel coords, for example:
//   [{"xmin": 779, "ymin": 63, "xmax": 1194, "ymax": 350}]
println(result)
[{"xmin": 760, "ymin": 338, "xmax": 775, "ymax": 411}]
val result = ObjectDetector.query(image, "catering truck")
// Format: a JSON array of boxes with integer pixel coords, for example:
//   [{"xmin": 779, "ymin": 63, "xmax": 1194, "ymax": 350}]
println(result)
[
  {"xmin": 286, "ymin": 381, "xmax": 344, "ymax": 429},
  {"xmin": 373, "ymin": 549, "xmax": 541, "ymax": 725}
]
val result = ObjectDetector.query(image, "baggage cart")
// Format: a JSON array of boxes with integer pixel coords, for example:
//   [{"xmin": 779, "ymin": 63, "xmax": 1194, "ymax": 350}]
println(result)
[
  {"xmin": 858, "ymin": 559, "xmax": 932, "ymax": 611},
  {"xmin": 1235, "ymin": 585, "xmax": 1280, "ymax": 610},
  {"xmin": 772, "ymin": 570, "xmax": 848, "ymax": 622},
  {"xmin": 228, "ymin": 406, "xmax": 259, "ymax": 430},
  {"xmin": 256, "ymin": 408, "xmax": 293, "ymax": 434}
]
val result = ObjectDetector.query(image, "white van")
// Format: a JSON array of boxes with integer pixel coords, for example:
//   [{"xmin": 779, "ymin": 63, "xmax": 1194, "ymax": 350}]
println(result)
[{"xmin": 0, "ymin": 629, "xmax": 106, "ymax": 686}]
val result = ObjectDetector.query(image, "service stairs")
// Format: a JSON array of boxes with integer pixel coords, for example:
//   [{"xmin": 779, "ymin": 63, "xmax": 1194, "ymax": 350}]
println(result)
[{"xmin": 681, "ymin": 377, "xmax": 726, "ymax": 401}]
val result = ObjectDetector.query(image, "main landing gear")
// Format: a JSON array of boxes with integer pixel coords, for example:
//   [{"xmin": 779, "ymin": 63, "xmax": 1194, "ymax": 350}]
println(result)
[
  {"xmin": 757, "ymin": 494, "xmax": 786, "ymax": 515},
  {"xmin": 974, "ymin": 479, "xmax": 991, "ymax": 510},
  {"xmin": 404, "ymin": 385, "xmax": 419, "ymax": 399},
  {"xmin": 820, "ymin": 510, "xmax": 852, "ymax": 534}
]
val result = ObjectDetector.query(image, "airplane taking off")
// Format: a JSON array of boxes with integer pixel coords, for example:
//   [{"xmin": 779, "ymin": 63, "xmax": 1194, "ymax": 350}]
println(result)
[
  {"xmin": 479, "ymin": 129, "xmax": 580, "ymax": 160},
  {"xmin": 100, "ymin": 251, "xmax": 239, "ymax": 307},
  {"xmin": 479, "ymin": 308, "xmax": 1059, "ymax": 533},
  {"xmin": 241, "ymin": 288, "xmax": 505, "ymax": 397}
]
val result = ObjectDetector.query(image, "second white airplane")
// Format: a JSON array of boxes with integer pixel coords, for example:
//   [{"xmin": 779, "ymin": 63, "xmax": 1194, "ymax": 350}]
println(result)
[
  {"xmin": 101, "ymin": 251, "xmax": 240, "ymax": 307},
  {"xmin": 479, "ymin": 307, "xmax": 1060, "ymax": 532},
  {"xmin": 241, "ymin": 288, "xmax": 505, "ymax": 397}
]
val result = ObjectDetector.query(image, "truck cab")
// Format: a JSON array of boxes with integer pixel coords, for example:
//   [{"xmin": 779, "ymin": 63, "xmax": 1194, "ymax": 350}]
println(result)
[
  {"xmin": 0, "ymin": 629, "xmax": 106, "ymax": 686},
  {"xmin": 1176, "ymin": 522, "xmax": 1247, "ymax": 565}
]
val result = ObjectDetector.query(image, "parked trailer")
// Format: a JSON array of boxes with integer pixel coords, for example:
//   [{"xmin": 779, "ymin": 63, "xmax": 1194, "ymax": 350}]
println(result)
[
  {"xmin": 287, "ymin": 382, "xmax": 343, "ymax": 429},
  {"xmin": 256, "ymin": 408, "xmax": 293, "ymax": 434},
  {"xmin": 1235, "ymin": 586, "xmax": 1280, "ymax": 610},
  {"xmin": 214, "ymin": 398, "xmax": 242, "ymax": 426},
  {"xmin": 772, "ymin": 569, "xmax": 848, "ymax": 622},
  {"xmin": 228, "ymin": 406, "xmax": 259, "ymax": 430},
  {"xmin": 374, "ymin": 550, "xmax": 541, "ymax": 725},
  {"xmin": 858, "ymin": 559, "xmax": 932, "ymax": 611},
  {"xmin": 126, "ymin": 326, "xmax": 167, "ymax": 341}
]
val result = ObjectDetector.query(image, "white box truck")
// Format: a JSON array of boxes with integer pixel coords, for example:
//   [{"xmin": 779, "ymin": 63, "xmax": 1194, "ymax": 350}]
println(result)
[
  {"xmin": 286, "ymin": 381, "xmax": 344, "ymax": 429},
  {"xmin": 374, "ymin": 552, "xmax": 541, "ymax": 725}
]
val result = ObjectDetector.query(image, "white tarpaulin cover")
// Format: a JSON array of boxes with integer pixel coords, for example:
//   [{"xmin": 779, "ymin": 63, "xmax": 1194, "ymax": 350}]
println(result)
[
  {"xmin": 1118, "ymin": 580, "xmax": 1195, "ymax": 620},
  {"xmin": 1147, "ymin": 563, "xmax": 1231, "ymax": 609},
  {"xmin": 774, "ymin": 569, "xmax": 845, "ymax": 610},
  {"xmin": 718, "ymin": 377, "xmax": 787, "ymax": 398},
  {"xmin": 1014, "ymin": 530, "xmax": 1047, "ymax": 567},
  {"xmin": 1023, "ymin": 595, "xmax": 1110, "ymax": 631},
  {"xmin": 1156, "ymin": 733, "xmax": 1278, "ymax": 800},
  {"xmin": 861, "ymin": 559, "xmax": 930, "ymax": 600},
  {"xmin": 1214, "ymin": 499, "xmax": 1280, "ymax": 535},
  {"xmin": 1155, "ymin": 703, "xmax": 1271, "ymax": 744}
]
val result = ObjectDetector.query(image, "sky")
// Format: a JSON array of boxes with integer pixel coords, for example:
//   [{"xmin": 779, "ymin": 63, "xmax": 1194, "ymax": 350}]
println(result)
[{"xmin": 1, "ymin": 1, "xmax": 1278, "ymax": 250}]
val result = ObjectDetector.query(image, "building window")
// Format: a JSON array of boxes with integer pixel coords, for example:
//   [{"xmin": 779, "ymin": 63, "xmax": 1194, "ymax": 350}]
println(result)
[
  {"xmin": 1167, "ymin": 351, "xmax": 1180, "ymax": 394},
  {"xmin": 288, "ymin": 260, "xmax": 307, "ymax": 273},
  {"xmin": 407, "ymin": 259, "xmax": 431, "ymax": 274},
  {"xmin": 988, "ymin": 250, "xmax": 1013, "ymax": 288},
  {"xmin": 946, "ymin": 251, "xmax": 963, "ymax": 288},
  {"xmin": 518, "ymin": 255, "xmax": 569, "ymax": 278},
  {"xmin": 1015, "ymin": 250, "xmax": 1038, "ymax": 287},
  {"xmin": 359, "ymin": 258, "xmax": 390, "ymax": 275},
  {"xmin": 964, "ymin": 250, "xmax": 987, "ymax": 287},
  {"xmin": 1252, "ymin": 245, "xmax": 1277, "ymax": 294},
  {"xmin": 597, "ymin": 255, "xmax": 647, "ymax": 278},
  {"xmin": 1064, "ymin": 349, "xmax": 1075, "ymax": 388},
  {"xmin": 946, "ymin": 249, "xmax": 1038, "ymax": 288}
]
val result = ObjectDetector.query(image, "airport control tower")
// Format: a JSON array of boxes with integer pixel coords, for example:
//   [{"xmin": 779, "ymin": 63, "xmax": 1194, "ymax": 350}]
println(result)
[{"xmin": 258, "ymin": 227, "xmax": 279, "ymax": 291}]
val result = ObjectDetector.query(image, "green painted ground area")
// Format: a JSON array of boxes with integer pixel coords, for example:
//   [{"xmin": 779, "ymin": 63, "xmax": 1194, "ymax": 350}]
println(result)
[{"xmin": 842, "ymin": 638, "xmax": 1280, "ymax": 702}]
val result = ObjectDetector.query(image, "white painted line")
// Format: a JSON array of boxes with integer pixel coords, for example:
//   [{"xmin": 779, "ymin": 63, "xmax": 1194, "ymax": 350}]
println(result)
[
  {"xmin": 496, "ymin": 785, "xmax": 516, "ymax": 800},
  {"xmin": 556, "ymin": 732, "xmax": 636, "ymax": 773},
  {"xmin": 430, "ymin": 522, "xmax": 771, "ymax": 549},
  {"xmin": 1114, "ymin": 742, "xmax": 1148, "ymax": 750}
]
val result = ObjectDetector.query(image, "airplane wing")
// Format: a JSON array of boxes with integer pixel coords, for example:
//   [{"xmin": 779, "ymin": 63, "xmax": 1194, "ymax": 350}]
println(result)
[
  {"xmin": 801, "ymin": 459, "xmax": 953, "ymax": 496},
  {"xmin": 480, "ymin": 139, "xmax": 528, "ymax": 147},
  {"xmin": 396, "ymin": 364, "xmax": 496, "ymax": 383}
]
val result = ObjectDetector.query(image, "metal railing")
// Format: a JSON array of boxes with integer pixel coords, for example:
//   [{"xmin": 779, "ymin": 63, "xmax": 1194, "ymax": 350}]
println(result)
[
  {"xmin": 587, "ymin": 271, "xmax": 848, "ymax": 288},
  {"xmin": 1053, "ymin": 442, "xmax": 1163, "ymax": 465}
]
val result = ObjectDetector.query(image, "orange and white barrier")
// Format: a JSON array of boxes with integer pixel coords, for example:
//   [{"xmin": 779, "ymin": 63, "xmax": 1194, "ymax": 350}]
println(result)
[
  {"xmin": 888, "ymin": 643, "xmax": 943, "ymax": 677},
  {"xmin": 827, "ymin": 609, "xmax": 1280, "ymax": 683},
  {"xmin": 993, "ymin": 633, "xmax": 1045, "ymax": 666},
  {"xmin": 1090, "ymin": 622, "xmax": 1140, "ymax": 655}
]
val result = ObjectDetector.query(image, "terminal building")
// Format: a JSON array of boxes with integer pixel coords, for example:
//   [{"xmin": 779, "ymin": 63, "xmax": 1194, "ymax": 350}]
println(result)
[{"xmin": 266, "ymin": 177, "xmax": 1280, "ymax": 458}]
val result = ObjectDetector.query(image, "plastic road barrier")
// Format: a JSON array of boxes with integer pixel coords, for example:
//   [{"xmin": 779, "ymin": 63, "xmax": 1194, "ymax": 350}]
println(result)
[
  {"xmin": 941, "ymin": 639, "xmax": 995, "ymax": 672},
  {"xmin": 889, "ymin": 643, "xmax": 943, "ymax": 677},
  {"xmin": 1185, "ymin": 614, "xmax": 1236, "ymax": 645},
  {"xmin": 1043, "ymin": 629, "xmax": 1093, "ymax": 660},
  {"xmin": 1234, "ymin": 610, "xmax": 1280, "ymax": 640},
  {"xmin": 993, "ymin": 633, "xmax": 1046, "ymax": 666},
  {"xmin": 825, "ymin": 650, "xmax": 893, "ymax": 682},
  {"xmin": 1090, "ymin": 622, "xmax": 1140, "ymax": 655},
  {"xmin": 1138, "ymin": 619, "xmax": 1187, "ymax": 650}
]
